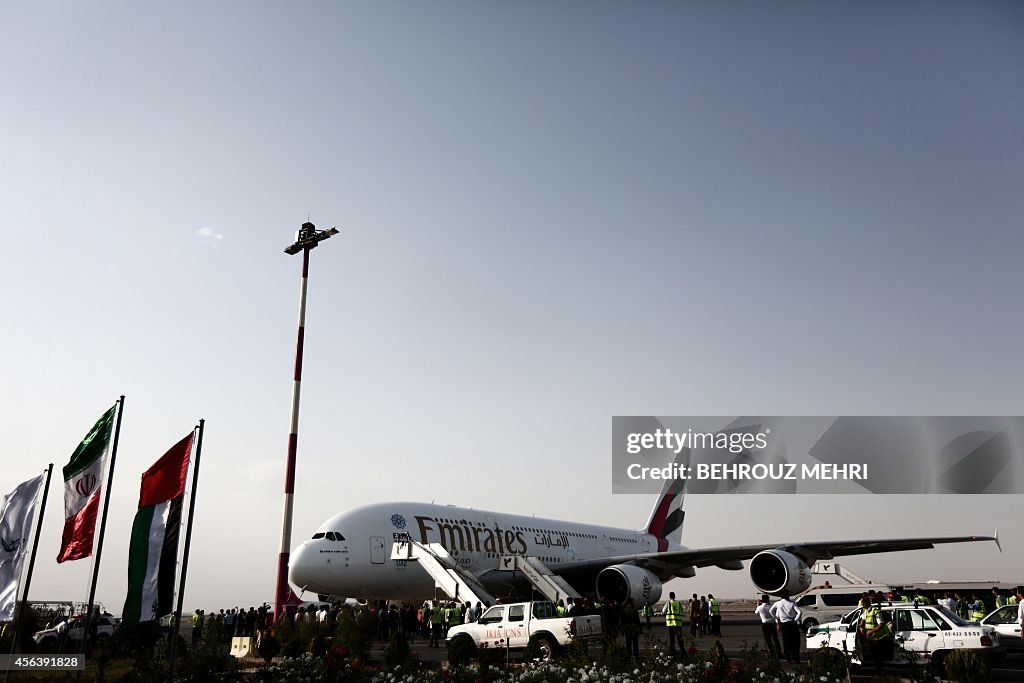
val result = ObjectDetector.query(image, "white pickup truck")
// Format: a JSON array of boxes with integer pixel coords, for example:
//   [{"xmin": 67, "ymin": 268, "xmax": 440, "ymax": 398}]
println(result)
[
  {"xmin": 806, "ymin": 603, "xmax": 1003, "ymax": 673},
  {"xmin": 446, "ymin": 601, "xmax": 602, "ymax": 661},
  {"xmin": 34, "ymin": 615, "xmax": 119, "ymax": 652}
]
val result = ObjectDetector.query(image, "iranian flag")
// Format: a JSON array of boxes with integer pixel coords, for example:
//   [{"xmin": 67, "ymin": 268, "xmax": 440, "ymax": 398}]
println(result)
[
  {"xmin": 57, "ymin": 406, "xmax": 116, "ymax": 563},
  {"xmin": 122, "ymin": 433, "xmax": 193, "ymax": 624}
]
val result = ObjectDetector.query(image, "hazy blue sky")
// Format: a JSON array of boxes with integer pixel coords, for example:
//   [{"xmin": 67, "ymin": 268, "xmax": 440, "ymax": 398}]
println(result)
[{"xmin": 1, "ymin": 1, "xmax": 1022, "ymax": 610}]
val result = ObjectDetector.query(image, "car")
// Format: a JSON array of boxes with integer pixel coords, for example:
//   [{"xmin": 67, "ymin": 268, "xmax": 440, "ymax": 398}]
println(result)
[
  {"xmin": 806, "ymin": 602, "xmax": 1002, "ymax": 674},
  {"xmin": 34, "ymin": 615, "xmax": 118, "ymax": 652},
  {"xmin": 793, "ymin": 584, "xmax": 895, "ymax": 631},
  {"xmin": 446, "ymin": 600, "xmax": 601, "ymax": 662},
  {"xmin": 980, "ymin": 604, "xmax": 1024, "ymax": 653}
]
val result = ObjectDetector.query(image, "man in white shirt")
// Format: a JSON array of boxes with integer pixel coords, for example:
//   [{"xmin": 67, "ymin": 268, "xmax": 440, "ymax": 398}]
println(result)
[
  {"xmin": 769, "ymin": 590, "xmax": 803, "ymax": 664},
  {"xmin": 754, "ymin": 594, "xmax": 782, "ymax": 657},
  {"xmin": 1016, "ymin": 587, "xmax": 1024, "ymax": 638}
]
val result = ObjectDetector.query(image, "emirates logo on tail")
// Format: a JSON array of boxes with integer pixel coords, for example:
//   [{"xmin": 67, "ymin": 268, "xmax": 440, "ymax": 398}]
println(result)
[{"xmin": 75, "ymin": 473, "xmax": 97, "ymax": 497}]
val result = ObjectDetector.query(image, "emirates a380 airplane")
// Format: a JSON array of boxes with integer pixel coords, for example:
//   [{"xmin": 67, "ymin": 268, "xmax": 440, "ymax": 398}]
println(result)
[
  {"xmin": 286, "ymin": 473, "xmax": 991, "ymax": 606},
  {"xmin": 288, "ymin": 479, "xmax": 997, "ymax": 604}
]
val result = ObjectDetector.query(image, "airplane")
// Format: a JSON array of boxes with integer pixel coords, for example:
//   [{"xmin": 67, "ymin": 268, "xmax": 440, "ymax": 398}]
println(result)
[{"xmin": 288, "ymin": 476, "xmax": 998, "ymax": 606}]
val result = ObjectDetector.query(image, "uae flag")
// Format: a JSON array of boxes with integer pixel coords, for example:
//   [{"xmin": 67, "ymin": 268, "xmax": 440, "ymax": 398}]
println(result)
[
  {"xmin": 57, "ymin": 406, "xmax": 116, "ymax": 563},
  {"xmin": 122, "ymin": 433, "xmax": 193, "ymax": 624}
]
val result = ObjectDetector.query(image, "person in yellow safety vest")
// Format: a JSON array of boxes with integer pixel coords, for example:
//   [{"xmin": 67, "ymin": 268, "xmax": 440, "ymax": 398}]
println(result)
[
  {"xmin": 664, "ymin": 591, "xmax": 687, "ymax": 660},
  {"xmin": 191, "ymin": 609, "xmax": 203, "ymax": 645},
  {"xmin": 641, "ymin": 601, "xmax": 654, "ymax": 630},
  {"xmin": 556, "ymin": 599, "xmax": 567, "ymax": 617},
  {"xmin": 912, "ymin": 590, "xmax": 930, "ymax": 605},
  {"xmin": 994, "ymin": 587, "xmax": 1007, "ymax": 609},
  {"xmin": 969, "ymin": 595, "xmax": 986, "ymax": 621},
  {"xmin": 708, "ymin": 594, "xmax": 722, "ymax": 636},
  {"xmin": 859, "ymin": 597, "xmax": 893, "ymax": 673},
  {"xmin": 448, "ymin": 602, "xmax": 463, "ymax": 632},
  {"xmin": 429, "ymin": 602, "xmax": 445, "ymax": 648}
]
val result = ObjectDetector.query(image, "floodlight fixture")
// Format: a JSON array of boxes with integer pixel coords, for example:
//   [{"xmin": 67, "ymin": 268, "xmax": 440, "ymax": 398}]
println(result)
[{"xmin": 284, "ymin": 222, "xmax": 339, "ymax": 254}]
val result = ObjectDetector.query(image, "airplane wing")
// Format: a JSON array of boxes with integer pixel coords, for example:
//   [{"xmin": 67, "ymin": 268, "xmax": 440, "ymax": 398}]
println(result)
[{"xmin": 555, "ymin": 534, "xmax": 997, "ymax": 577}]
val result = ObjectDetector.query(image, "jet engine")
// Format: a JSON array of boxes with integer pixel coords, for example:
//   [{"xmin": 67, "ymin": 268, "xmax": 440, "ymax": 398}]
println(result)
[
  {"xmin": 749, "ymin": 549, "xmax": 812, "ymax": 596},
  {"xmin": 596, "ymin": 565, "xmax": 663, "ymax": 605}
]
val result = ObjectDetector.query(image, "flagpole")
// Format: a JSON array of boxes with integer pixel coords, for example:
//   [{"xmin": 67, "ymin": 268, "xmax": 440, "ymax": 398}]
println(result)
[
  {"xmin": 79, "ymin": 395, "xmax": 125, "ymax": 666},
  {"xmin": 3, "ymin": 465, "xmax": 53, "ymax": 683},
  {"xmin": 167, "ymin": 420, "xmax": 204, "ymax": 682}
]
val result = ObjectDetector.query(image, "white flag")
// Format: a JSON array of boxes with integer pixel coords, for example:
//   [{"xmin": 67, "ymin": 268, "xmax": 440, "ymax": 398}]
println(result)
[{"xmin": 0, "ymin": 474, "xmax": 45, "ymax": 621}]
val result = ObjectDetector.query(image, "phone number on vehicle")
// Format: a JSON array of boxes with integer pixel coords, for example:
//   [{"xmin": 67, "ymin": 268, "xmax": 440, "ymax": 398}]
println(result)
[{"xmin": 0, "ymin": 655, "xmax": 84, "ymax": 670}]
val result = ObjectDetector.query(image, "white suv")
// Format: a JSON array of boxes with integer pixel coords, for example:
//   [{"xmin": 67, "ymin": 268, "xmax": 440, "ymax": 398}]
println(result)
[
  {"xmin": 806, "ymin": 602, "xmax": 1002, "ymax": 672},
  {"xmin": 34, "ymin": 615, "xmax": 118, "ymax": 651}
]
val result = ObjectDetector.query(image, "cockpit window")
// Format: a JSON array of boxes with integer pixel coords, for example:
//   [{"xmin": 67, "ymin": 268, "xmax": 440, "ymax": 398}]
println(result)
[
  {"xmin": 312, "ymin": 532, "xmax": 325, "ymax": 539},
  {"xmin": 324, "ymin": 532, "xmax": 346, "ymax": 541}
]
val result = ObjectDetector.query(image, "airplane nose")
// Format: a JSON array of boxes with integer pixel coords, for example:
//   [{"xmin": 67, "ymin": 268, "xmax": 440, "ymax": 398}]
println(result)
[{"xmin": 289, "ymin": 541, "xmax": 327, "ymax": 593}]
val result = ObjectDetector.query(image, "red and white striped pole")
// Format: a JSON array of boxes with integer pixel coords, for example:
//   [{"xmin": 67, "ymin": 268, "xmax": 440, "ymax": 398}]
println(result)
[{"xmin": 276, "ymin": 222, "xmax": 338, "ymax": 621}]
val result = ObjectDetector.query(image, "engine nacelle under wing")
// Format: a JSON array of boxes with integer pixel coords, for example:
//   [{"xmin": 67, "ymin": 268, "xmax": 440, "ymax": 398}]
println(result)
[
  {"xmin": 749, "ymin": 549, "xmax": 812, "ymax": 596},
  {"xmin": 596, "ymin": 564, "xmax": 663, "ymax": 605}
]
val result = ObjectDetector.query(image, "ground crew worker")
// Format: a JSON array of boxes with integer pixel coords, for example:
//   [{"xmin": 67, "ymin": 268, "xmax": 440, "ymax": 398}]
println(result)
[
  {"xmin": 955, "ymin": 592, "xmax": 969, "ymax": 619},
  {"xmin": 641, "ymin": 600, "xmax": 654, "ymax": 630},
  {"xmin": 859, "ymin": 596, "xmax": 892, "ymax": 673},
  {"xmin": 969, "ymin": 594, "xmax": 986, "ymax": 621},
  {"xmin": 448, "ymin": 601, "xmax": 462, "ymax": 634},
  {"xmin": 556, "ymin": 599, "xmax": 567, "ymax": 617},
  {"xmin": 913, "ymin": 589, "xmax": 930, "ymax": 605},
  {"xmin": 664, "ymin": 591, "xmax": 686, "ymax": 660},
  {"xmin": 708, "ymin": 593, "xmax": 721, "ymax": 636},
  {"xmin": 994, "ymin": 587, "xmax": 1007, "ymax": 608},
  {"xmin": 191, "ymin": 609, "xmax": 203, "ymax": 644},
  {"xmin": 429, "ymin": 601, "xmax": 444, "ymax": 648}
]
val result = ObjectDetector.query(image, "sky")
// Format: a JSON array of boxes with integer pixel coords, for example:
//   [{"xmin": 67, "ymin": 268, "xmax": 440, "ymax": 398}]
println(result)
[{"xmin": 1, "ymin": 1, "xmax": 1023, "ymax": 613}]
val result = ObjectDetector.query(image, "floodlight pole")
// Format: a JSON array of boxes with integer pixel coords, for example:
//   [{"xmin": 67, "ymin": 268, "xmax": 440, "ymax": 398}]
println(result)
[{"xmin": 275, "ymin": 221, "xmax": 338, "ymax": 622}]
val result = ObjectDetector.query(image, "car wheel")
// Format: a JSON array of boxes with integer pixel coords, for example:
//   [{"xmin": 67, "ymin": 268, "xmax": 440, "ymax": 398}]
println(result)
[
  {"xmin": 802, "ymin": 618, "xmax": 819, "ymax": 632},
  {"xmin": 533, "ymin": 636, "xmax": 556, "ymax": 661},
  {"xmin": 930, "ymin": 650, "xmax": 948, "ymax": 677},
  {"xmin": 447, "ymin": 635, "xmax": 476, "ymax": 666}
]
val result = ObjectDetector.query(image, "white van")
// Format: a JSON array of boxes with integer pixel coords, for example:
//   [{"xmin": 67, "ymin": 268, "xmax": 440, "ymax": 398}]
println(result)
[{"xmin": 793, "ymin": 584, "xmax": 895, "ymax": 630}]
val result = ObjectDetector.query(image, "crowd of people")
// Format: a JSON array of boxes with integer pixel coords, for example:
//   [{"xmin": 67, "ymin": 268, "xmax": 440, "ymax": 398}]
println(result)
[
  {"xmin": 183, "ymin": 593, "xmax": 675, "ymax": 661},
  {"xmin": 188, "ymin": 604, "xmax": 272, "ymax": 645}
]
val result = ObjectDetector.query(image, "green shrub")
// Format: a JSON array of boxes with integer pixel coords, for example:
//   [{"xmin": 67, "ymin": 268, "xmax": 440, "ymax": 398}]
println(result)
[{"xmin": 944, "ymin": 649, "xmax": 991, "ymax": 683}]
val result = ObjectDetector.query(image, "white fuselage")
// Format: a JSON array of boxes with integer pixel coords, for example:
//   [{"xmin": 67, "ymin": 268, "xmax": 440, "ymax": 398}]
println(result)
[{"xmin": 289, "ymin": 502, "xmax": 677, "ymax": 600}]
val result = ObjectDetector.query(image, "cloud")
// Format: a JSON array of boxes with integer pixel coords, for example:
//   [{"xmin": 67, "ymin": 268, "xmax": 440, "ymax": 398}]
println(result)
[{"xmin": 195, "ymin": 227, "xmax": 224, "ymax": 246}]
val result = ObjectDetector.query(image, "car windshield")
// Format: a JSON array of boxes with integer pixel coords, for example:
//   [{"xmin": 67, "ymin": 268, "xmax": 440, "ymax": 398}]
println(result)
[{"xmin": 934, "ymin": 606, "xmax": 972, "ymax": 626}]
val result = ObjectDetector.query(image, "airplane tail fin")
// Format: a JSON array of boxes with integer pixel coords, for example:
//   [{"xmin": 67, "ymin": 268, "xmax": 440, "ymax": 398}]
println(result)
[{"xmin": 644, "ymin": 448, "xmax": 689, "ymax": 547}]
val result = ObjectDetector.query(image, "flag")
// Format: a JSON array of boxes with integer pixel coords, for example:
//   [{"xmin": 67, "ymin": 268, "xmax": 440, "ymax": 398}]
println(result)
[
  {"xmin": 0, "ymin": 474, "xmax": 45, "ymax": 620},
  {"xmin": 122, "ymin": 433, "xmax": 193, "ymax": 624},
  {"xmin": 57, "ymin": 406, "xmax": 116, "ymax": 563}
]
